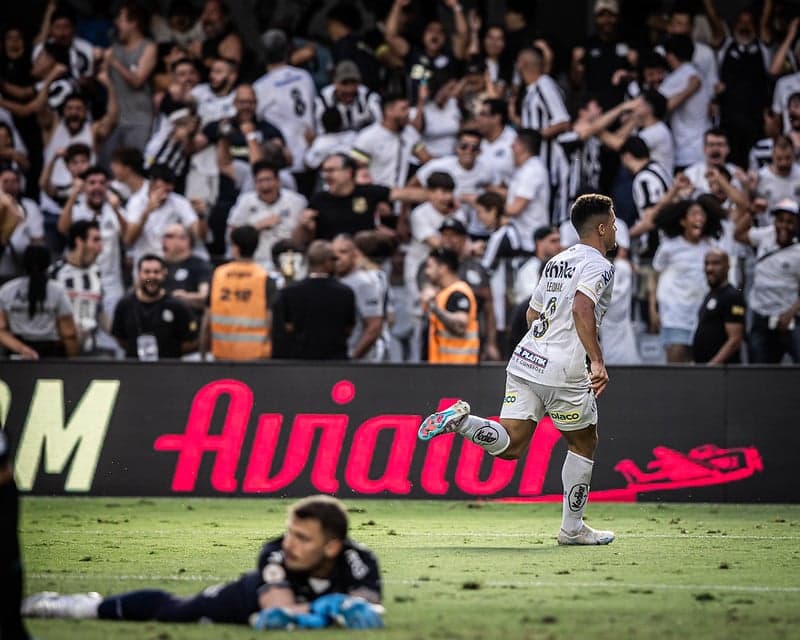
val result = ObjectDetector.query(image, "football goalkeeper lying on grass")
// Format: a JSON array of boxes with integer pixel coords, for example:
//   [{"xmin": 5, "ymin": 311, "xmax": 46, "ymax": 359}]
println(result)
[{"xmin": 22, "ymin": 495, "xmax": 384, "ymax": 630}]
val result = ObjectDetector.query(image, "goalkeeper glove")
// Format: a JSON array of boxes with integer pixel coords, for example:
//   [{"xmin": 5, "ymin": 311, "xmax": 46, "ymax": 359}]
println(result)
[
  {"xmin": 311, "ymin": 594, "xmax": 384, "ymax": 629},
  {"xmin": 250, "ymin": 607, "xmax": 328, "ymax": 630}
]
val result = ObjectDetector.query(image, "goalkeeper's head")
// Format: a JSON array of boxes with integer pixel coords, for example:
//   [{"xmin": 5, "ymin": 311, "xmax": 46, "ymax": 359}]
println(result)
[{"xmin": 283, "ymin": 496, "xmax": 349, "ymax": 572}]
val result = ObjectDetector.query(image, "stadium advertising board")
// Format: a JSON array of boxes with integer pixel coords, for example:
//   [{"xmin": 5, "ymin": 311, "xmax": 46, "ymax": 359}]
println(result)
[{"xmin": 0, "ymin": 363, "xmax": 795, "ymax": 502}]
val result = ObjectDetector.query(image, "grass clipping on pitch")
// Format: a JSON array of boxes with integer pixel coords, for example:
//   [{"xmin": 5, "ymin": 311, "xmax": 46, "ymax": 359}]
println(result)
[{"xmin": 21, "ymin": 498, "xmax": 800, "ymax": 639}]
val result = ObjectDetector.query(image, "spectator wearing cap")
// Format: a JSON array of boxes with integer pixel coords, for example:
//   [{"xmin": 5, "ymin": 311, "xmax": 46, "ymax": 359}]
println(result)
[
  {"xmin": 570, "ymin": 0, "xmax": 636, "ymax": 111},
  {"xmin": 410, "ymin": 129, "xmax": 495, "ymax": 237},
  {"xmin": 659, "ymin": 34, "xmax": 709, "ymax": 171},
  {"xmin": 735, "ymin": 198, "xmax": 800, "ymax": 363},
  {"xmin": 125, "ymin": 164, "xmax": 208, "ymax": 268},
  {"xmin": 384, "ymin": 0, "xmax": 469, "ymax": 102},
  {"xmin": 438, "ymin": 216, "xmax": 499, "ymax": 360},
  {"xmin": 253, "ymin": 30, "xmax": 317, "ymax": 182},
  {"xmin": 692, "ymin": 248, "xmax": 746, "ymax": 365},
  {"xmin": 409, "ymin": 71, "xmax": 462, "ymax": 158},
  {"xmin": 315, "ymin": 61, "xmax": 382, "ymax": 136},
  {"xmin": 477, "ymin": 98, "xmax": 516, "ymax": 186}
]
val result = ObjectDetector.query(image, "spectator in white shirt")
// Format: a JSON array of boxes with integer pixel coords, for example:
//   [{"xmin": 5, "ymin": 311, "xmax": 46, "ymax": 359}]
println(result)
[
  {"xmin": 125, "ymin": 164, "xmax": 208, "ymax": 267},
  {"xmin": 227, "ymin": 161, "xmax": 307, "ymax": 272},
  {"xmin": 476, "ymin": 98, "xmax": 516, "ymax": 186},
  {"xmin": 409, "ymin": 71, "xmax": 462, "ymax": 158},
  {"xmin": 659, "ymin": 34, "xmax": 709, "ymax": 170},
  {"xmin": 650, "ymin": 195, "xmax": 722, "ymax": 363},
  {"xmin": 503, "ymin": 128, "xmax": 550, "ymax": 253},
  {"xmin": 682, "ymin": 128, "xmax": 744, "ymax": 197},
  {"xmin": 754, "ymin": 135, "xmax": 800, "ymax": 219},
  {"xmin": 351, "ymin": 93, "xmax": 414, "ymax": 189}
]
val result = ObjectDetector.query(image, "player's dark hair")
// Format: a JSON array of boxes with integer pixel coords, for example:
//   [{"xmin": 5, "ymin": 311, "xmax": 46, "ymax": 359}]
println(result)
[
  {"xmin": 137, "ymin": 253, "xmax": 166, "ymax": 271},
  {"xmin": 620, "ymin": 136, "xmax": 650, "ymax": 160},
  {"xmin": 290, "ymin": 495, "xmax": 349, "ymax": 540},
  {"xmin": 67, "ymin": 219, "xmax": 99, "ymax": 250},
  {"xmin": 354, "ymin": 229, "xmax": 397, "ymax": 260},
  {"xmin": 476, "ymin": 191, "xmax": 505, "ymax": 222},
  {"xmin": 22, "ymin": 245, "xmax": 51, "ymax": 319},
  {"xmin": 429, "ymin": 246, "xmax": 460, "ymax": 273},
  {"xmin": 516, "ymin": 128, "xmax": 541, "ymax": 156},
  {"xmin": 571, "ymin": 193, "xmax": 614, "ymax": 236},
  {"xmin": 663, "ymin": 34, "xmax": 694, "ymax": 62},
  {"xmin": 111, "ymin": 147, "xmax": 145, "ymax": 176},
  {"xmin": 263, "ymin": 29, "xmax": 289, "ymax": 65},
  {"xmin": 65, "ymin": 143, "xmax": 91, "ymax": 163},
  {"xmin": 251, "ymin": 159, "xmax": 280, "ymax": 178},
  {"xmin": 427, "ymin": 171, "xmax": 455, "ymax": 191},
  {"xmin": 641, "ymin": 89, "xmax": 667, "ymax": 120},
  {"xmin": 80, "ymin": 165, "xmax": 110, "ymax": 181},
  {"xmin": 321, "ymin": 106, "xmax": 344, "ymax": 134},
  {"xmin": 483, "ymin": 98, "xmax": 509, "ymax": 125}
]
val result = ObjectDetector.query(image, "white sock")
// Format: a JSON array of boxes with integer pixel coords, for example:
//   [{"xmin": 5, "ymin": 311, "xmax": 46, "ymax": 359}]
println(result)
[
  {"xmin": 456, "ymin": 415, "xmax": 510, "ymax": 456},
  {"xmin": 561, "ymin": 450, "xmax": 594, "ymax": 534}
]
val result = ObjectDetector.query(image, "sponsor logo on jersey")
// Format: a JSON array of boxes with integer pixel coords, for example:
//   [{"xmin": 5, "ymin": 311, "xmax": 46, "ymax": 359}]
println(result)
[
  {"xmin": 503, "ymin": 393, "xmax": 517, "ymax": 404},
  {"xmin": 550, "ymin": 410, "xmax": 580, "ymax": 424},
  {"xmin": 473, "ymin": 425, "xmax": 499, "ymax": 446},
  {"xmin": 543, "ymin": 260, "xmax": 576, "ymax": 279},
  {"xmin": 568, "ymin": 483, "xmax": 589, "ymax": 512},
  {"xmin": 512, "ymin": 346, "xmax": 548, "ymax": 372}
]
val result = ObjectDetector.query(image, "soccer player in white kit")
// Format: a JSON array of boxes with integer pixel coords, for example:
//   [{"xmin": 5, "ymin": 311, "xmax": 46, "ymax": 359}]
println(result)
[{"xmin": 419, "ymin": 194, "xmax": 618, "ymax": 545}]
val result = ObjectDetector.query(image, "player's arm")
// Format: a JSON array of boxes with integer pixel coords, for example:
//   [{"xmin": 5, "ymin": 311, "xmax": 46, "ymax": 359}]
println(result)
[
  {"xmin": 573, "ymin": 290, "xmax": 608, "ymax": 397},
  {"xmin": 351, "ymin": 315, "xmax": 383, "ymax": 359},
  {"xmin": 526, "ymin": 306, "xmax": 540, "ymax": 327}
]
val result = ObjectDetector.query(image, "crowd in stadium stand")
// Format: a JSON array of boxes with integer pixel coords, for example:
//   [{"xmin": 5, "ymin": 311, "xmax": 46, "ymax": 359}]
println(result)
[{"xmin": 0, "ymin": 0, "xmax": 798, "ymax": 365}]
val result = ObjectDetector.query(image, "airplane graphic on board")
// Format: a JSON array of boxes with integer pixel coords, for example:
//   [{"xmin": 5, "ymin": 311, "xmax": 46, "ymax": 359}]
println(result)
[{"xmin": 499, "ymin": 443, "xmax": 764, "ymax": 503}]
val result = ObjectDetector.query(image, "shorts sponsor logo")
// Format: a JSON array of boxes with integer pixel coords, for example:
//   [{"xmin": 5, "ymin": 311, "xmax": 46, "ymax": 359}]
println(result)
[
  {"xmin": 503, "ymin": 393, "xmax": 517, "ymax": 404},
  {"xmin": 473, "ymin": 425, "xmax": 499, "ymax": 446},
  {"xmin": 550, "ymin": 410, "xmax": 580, "ymax": 423},
  {"xmin": 568, "ymin": 483, "xmax": 589, "ymax": 512},
  {"xmin": 512, "ymin": 346, "xmax": 548, "ymax": 372}
]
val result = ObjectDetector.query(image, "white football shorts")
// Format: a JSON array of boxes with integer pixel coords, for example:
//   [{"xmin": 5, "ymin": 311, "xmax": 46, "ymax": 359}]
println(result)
[{"xmin": 499, "ymin": 372, "xmax": 597, "ymax": 431}]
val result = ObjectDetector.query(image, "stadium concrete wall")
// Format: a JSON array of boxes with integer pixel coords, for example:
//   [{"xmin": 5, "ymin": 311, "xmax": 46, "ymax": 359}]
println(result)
[{"xmin": 0, "ymin": 362, "xmax": 795, "ymax": 502}]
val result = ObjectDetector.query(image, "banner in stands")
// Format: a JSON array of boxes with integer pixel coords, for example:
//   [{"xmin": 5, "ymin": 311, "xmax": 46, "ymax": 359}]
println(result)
[{"xmin": 0, "ymin": 363, "xmax": 796, "ymax": 502}]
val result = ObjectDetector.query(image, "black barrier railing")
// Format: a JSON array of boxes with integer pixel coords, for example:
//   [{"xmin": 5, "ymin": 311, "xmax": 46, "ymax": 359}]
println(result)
[{"xmin": 0, "ymin": 362, "xmax": 796, "ymax": 502}]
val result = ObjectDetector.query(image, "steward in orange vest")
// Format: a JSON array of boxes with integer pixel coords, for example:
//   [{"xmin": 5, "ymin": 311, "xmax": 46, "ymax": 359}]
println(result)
[
  {"xmin": 422, "ymin": 247, "xmax": 479, "ymax": 364},
  {"xmin": 207, "ymin": 225, "xmax": 272, "ymax": 360}
]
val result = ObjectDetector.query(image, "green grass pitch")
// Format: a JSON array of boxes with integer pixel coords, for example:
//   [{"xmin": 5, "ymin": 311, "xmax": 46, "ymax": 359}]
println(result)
[{"xmin": 21, "ymin": 497, "xmax": 800, "ymax": 640}]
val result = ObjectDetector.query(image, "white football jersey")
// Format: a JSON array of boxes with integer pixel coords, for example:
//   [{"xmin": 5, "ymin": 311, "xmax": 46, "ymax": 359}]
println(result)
[
  {"xmin": 253, "ymin": 65, "xmax": 316, "ymax": 172},
  {"xmin": 507, "ymin": 243, "xmax": 615, "ymax": 387}
]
